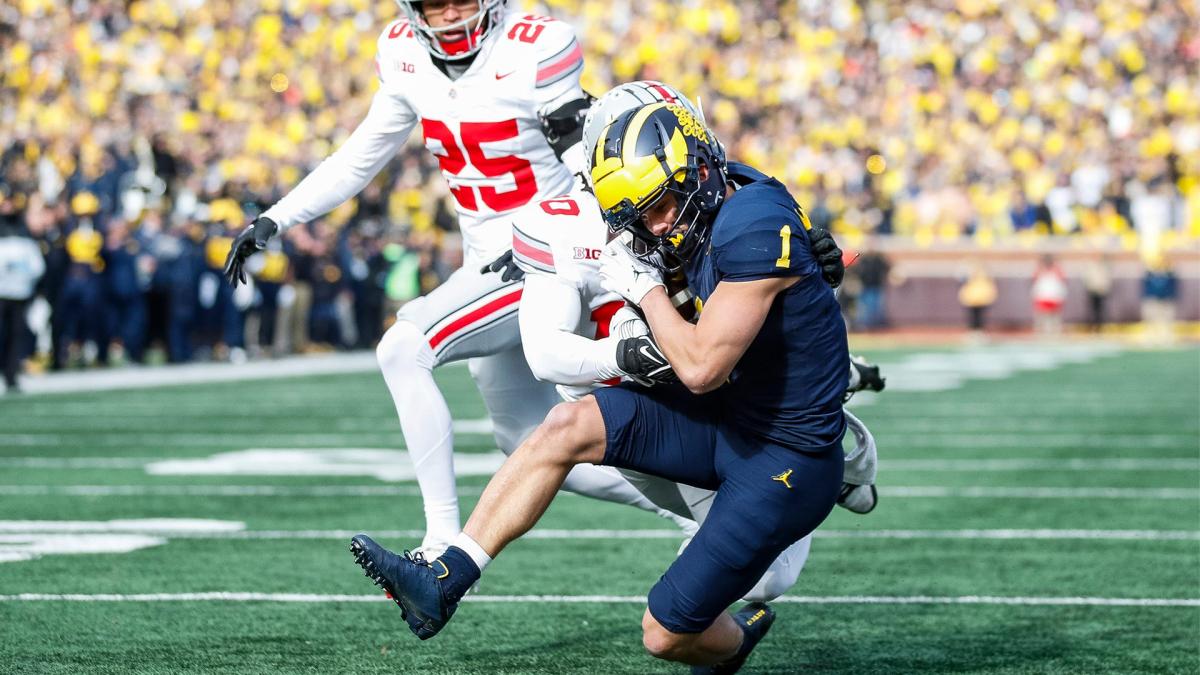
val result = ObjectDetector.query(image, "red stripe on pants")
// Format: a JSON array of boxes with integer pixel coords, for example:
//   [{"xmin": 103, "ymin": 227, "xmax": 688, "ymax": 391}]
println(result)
[{"xmin": 428, "ymin": 289, "xmax": 523, "ymax": 350}]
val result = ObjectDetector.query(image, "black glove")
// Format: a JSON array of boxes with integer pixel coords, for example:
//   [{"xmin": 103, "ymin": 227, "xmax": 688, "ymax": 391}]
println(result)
[
  {"xmin": 808, "ymin": 227, "xmax": 844, "ymax": 288},
  {"xmin": 480, "ymin": 249, "xmax": 525, "ymax": 283},
  {"xmin": 616, "ymin": 335, "xmax": 678, "ymax": 385},
  {"xmin": 223, "ymin": 216, "xmax": 278, "ymax": 287}
]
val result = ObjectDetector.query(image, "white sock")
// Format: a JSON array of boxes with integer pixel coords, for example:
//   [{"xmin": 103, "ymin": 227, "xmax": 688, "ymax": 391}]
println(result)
[
  {"xmin": 847, "ymin": 359, "xmax": 862, "ymax": 389},
  {"xmin": 377, "ymin": 324, "xmax": 460, "ymax": 547},
  {"xmin": 452, "ymin": 532, "xmax": 492, "ymax": 572}
]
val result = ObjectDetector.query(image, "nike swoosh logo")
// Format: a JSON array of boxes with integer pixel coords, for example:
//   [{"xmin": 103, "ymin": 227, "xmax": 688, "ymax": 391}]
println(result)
[
  {"xmin": 495, "ymin": 71, "xmax": 515, "ymax": 80},
  {"xmin": 638, "ymin": 345, "xmax": 662, "ymax": 364}
]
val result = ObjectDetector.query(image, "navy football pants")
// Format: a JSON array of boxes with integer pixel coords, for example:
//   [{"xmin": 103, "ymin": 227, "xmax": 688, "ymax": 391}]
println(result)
[{"xmin": 594, "ymin": 383, "xmax": 843, "ymax": 633}]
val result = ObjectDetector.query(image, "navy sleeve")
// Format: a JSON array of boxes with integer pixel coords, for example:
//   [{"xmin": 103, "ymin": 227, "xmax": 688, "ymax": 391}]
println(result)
[{"xmin": 713, "ymin": 206, "xmax": 818, "ymax": 282}]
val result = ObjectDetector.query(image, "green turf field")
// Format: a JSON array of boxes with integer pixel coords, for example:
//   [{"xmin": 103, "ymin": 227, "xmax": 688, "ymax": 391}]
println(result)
[{"xmin": 1, "ymin": 345, "xmax": 1198, "ymax": 674}]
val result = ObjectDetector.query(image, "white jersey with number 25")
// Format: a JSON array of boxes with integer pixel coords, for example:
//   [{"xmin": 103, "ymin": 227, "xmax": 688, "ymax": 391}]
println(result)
[{"xmin": 262, "ymin": 11, "xmax": 584, "ymax": 264}]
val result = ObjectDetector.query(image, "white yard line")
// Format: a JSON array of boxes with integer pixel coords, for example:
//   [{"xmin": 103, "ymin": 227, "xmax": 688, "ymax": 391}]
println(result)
[
  {"xmin": 2, "ymin": 456, "xmax": 1196, "ymax": 472},
  {"xmin": 0, "ymin": 592, "xmax": 1195, "ymax": 607},
  {"xmin": 1, "ymin": 524, "xmax": 1192, "ymax": 541},
  {"xmin": 880, "ymin": 458, "xmax": 1199, "ymax": 471},
  {"xmin": 1, "ymin": 484, "xmax": 1195, "ymax": 499},
  {"xmin": 11, "ymin": 352, "xmax": 384, "ymax": 395},
  {"xmin": 3, "ymin": 343, "xmax": 1123, "ymax": 398},
  {"xmin": 2, "ymin": 432, "xmax": 1195, "ymax": 450},
  {"xmin": 0, "ymin": 485, "xmax": 441, "ymax": 497},
  {"xmin": 884, "ymin": 486, "xmax": 1199, "ymax": 499}
]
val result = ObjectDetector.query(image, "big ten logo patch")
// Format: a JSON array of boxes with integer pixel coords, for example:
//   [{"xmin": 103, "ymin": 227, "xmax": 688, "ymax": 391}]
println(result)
[{"xmin": 573, "ymin": 247, "xmax": 601, "ymax": 260}]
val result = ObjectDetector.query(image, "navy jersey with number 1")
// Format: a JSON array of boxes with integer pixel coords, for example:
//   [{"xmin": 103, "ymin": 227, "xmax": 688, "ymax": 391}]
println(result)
[{"xmin": 684, "ymin": 162, "xmax": 849, "ymax": 452}]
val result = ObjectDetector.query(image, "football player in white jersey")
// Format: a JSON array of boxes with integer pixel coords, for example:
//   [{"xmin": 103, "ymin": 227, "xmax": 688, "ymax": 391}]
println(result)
[
  {"xmin": 505, "ymin": 82, "xmax": 879, "ymax": 604},
  {"xmin": 223, "ymin": 1, "xmax": 690, "ymax": 556}
]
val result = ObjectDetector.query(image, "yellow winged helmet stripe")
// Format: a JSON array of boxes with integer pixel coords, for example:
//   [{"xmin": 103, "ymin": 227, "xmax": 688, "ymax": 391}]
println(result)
[{"xmin": 591, "ymin": 103, "xmax": 692, "ymax": 213}]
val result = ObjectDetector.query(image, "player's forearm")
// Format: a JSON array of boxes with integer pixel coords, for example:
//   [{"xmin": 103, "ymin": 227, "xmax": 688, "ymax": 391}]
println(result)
[
  {"xmin": 641, "ymin": 288, "xmax": 727, "ymax": 393},
  {"xmin": 262, "ymin": 93, "xmax": 412, "ymax": 230},
  {"xmin": 522, "ymin": 327, "xmax": 623, "ymax": 386},
  {"xmin": 518, "ymin": 277, "xmax": 624, "ymax": 385},
  {"xmin": 262, "ymin": 136, "xmax": 398, "ymax": 230}
]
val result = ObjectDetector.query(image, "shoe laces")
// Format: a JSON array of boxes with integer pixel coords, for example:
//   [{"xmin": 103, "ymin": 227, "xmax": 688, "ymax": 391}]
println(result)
[{"xmin": 403, "ymin": 550, "xmax": 433, "ymax": 567}]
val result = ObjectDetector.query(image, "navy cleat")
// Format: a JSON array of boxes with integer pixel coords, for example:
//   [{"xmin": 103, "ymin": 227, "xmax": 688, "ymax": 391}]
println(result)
[
  {"xmin": 350, "ymin": 534, "xmax": 457, "ymax": 640},
  {"xmin": 692, "ymin": 602, "xmax": 776, "ymax": 675}
]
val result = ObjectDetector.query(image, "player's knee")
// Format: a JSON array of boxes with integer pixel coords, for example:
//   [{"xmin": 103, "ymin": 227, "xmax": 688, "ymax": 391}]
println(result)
[
  {"xmin": 532, "ymin": 400, "xmax": 604, "ymax": 464},
  {"xmin": 376, "ymin": 321, "xmax": 432, "ymax": 373},
  {"xmin": 641, "ymin": 611, "xmax": 687, "ymax": 660}
]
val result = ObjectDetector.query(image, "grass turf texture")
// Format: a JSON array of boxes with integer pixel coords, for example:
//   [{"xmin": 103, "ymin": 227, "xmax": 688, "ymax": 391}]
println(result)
[{"xmin": 0, "ymin": 346, "xmax": 1197, "ymax": 673}]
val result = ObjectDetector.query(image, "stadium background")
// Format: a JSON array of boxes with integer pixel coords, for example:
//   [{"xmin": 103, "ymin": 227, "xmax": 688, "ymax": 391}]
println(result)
[
  {"xmin": 0, "ymin": 1, "xmax": 1198, "ymax": 673},
  {"xmin": 1, "ymin": 0, "xmax": 1197, "ymax": 369}
]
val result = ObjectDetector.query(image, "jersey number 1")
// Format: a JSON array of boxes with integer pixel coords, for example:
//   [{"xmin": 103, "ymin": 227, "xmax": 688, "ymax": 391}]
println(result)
[
  {"xmin": 776, "ymin": 225, "xmax": 791, "ymax": 268},
  {"xmin": 421, "ymin": 118, "xmax": 539, "ymax": 212}
]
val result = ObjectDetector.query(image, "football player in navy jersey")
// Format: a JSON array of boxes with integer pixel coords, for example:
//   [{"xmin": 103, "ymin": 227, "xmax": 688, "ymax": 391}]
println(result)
[{"xmin": 350, "ymin": 102, "xmax": 848, "ymax": 673}]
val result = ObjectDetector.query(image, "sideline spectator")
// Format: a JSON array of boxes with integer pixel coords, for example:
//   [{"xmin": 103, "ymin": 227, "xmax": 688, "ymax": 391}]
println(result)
[
  {"xmin": 0, "ymin": 216, "xmax": 45, "ymax": 393},
  {"xmin": 853, "ymin": 242, "xmax": 890, "ymax": 331},
  {"xmin": 1031, "ymin": 254, "xmax": 1068, "ymax": 335},
  {"xmin": 1141, "ymin": 254, "xmax": 1178, "ymax": 344},
  {"xmin": 958, "ymin": 261, "xmax": 998, "ymax": 340},
  {"xmin": 1083, "ymin": 255, "xmax": 1113, "ymax": 332}
]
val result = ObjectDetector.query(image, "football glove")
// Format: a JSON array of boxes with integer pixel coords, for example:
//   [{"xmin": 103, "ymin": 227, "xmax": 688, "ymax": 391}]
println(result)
[
  {"xmin": 480, "ymin": 249, "xmax": 525, "ymax": 282},
  {"xmin": 616, "ymin": 334, "xmax": 678, "ymax": 385},
  {"xmin": 224, "ymin": 216, "xmax": 278, "ymax": 287},
  {"xmin": 599, "ymin": 237, "xmax": 664, "ymax": 305},
  {"xmin": 808, "ymin": 227, "xmax": 844, "ymax": 288}
]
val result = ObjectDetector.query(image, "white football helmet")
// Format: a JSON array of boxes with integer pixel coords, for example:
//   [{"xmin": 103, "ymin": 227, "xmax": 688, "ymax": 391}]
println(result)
[
  {"xmin": 395, "ymin": 0, "xmax": 507, "ymax": 62},
  {"xmin": 581, "ymin": 80, "xmax": 725, "ymax": 171}
]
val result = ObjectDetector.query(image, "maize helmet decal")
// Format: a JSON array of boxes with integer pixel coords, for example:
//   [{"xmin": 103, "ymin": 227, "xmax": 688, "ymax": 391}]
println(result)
[{"xmin": 590, "ymin": 102, "xmax": 726, "ymax": 264}]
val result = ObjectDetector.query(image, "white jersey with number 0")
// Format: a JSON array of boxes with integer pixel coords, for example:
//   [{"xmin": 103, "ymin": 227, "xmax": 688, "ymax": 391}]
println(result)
[{"xmin": 510, "ymin": 189, "xmax": 629, "ymax": 389}]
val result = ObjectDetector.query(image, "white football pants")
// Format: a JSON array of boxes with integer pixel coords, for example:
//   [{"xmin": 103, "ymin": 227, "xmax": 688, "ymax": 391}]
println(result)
[{"xmin": 376, "ymin": 264, "xmax": 685, "ymax": 552}]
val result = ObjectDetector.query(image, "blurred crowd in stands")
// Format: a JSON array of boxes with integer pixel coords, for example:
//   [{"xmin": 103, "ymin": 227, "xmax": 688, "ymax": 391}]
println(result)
[{"xmin": 0, "ymin": 0, "xmax": 1196, "ymax": 378}]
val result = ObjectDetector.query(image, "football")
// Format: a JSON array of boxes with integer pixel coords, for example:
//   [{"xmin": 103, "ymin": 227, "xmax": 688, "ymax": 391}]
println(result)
[{"xmin": 664, "ymin": 269, "xmax": 698, "ymax": 321}]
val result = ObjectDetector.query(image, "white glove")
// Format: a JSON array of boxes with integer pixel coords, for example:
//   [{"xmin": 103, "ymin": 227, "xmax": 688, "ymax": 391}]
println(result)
[
  {"xmin": 609, "ymin": 305, "xmax": 650, "ymax": 340},
  {"xmin": 599, "ymin": 236, "xmax": 664, "ymax": 306}
]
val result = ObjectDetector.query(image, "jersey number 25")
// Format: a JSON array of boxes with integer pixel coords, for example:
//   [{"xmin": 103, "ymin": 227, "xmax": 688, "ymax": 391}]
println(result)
[{"xmin": 421, "ymin": 118, "xmax": 539, "ymax": 212}]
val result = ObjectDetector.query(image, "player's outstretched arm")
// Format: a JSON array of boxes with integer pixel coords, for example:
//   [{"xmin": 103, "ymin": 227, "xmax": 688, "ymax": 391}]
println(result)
[
  {"xmin": 639, "ymin": 276, "xmax": 797, "ymax": 394},
  {"xmin": 259, "ymin": 90, "xmax": 416, "ymax": 231}
]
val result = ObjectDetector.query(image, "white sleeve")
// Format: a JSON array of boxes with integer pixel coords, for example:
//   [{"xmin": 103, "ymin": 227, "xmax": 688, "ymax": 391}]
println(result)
[
  {"xmin": 557, "ymin": 140, "xmax": 588, "ymax": 178},
  {"xmin": 533, "ymin": 24, "xmax": 587, "ymax": 177},
  {"xmin": 518, "ymin": 273, "xmax": 624, "ymax": 386},
  {"xmin": 261, "ymin": 90, "xmax": 417, "ymax": 231}
]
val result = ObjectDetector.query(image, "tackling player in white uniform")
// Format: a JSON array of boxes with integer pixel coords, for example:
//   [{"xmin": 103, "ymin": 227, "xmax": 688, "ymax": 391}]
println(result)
[
  {"xmin": 223, "ymin": 1, "xmax": 689, "ymax": 556},
  {"xmin": 507, "ymin": 82, "xmax": 881, "ymax": 602}
]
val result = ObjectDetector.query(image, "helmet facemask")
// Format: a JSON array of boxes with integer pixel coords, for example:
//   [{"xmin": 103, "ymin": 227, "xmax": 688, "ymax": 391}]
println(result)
[
  {"xmin": 396, "ymin": 0, "xmax": 505, "ymax": 61},
  {"xmin": 603, "ymin": 151, "xmax": 719, "ymax": 270},
  {"xmin": 593, "ymin": 101, "xmax": 727, "ymax": 271}
]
